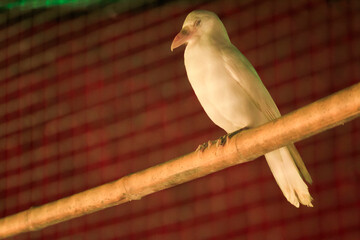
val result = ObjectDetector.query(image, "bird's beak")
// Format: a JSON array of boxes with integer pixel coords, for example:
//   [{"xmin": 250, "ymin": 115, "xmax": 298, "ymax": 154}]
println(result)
[{"xmin": 171, "ymin": 26, "xmax": 192, "ymax": 52}]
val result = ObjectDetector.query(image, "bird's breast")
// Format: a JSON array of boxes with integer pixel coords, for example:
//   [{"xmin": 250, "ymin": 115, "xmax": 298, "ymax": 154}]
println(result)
[
  {"xmin": 184, "ymin": 44, "xmax": 263, "ymax": 132},
  {"xmin": 184, "ymin": 45, "xmax": 227, "ymax": 96}
]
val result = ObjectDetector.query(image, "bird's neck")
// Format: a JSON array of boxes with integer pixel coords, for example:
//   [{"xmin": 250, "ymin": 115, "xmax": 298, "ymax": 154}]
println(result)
[{"xmin": 187, "ymin": 33, "xmax": 230, "ymax": 51}]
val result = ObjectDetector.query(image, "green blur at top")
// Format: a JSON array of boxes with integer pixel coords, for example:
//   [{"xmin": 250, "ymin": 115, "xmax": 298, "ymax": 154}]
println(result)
[{"xmin": 1, "ymin": 0, "xmax": 107, "ymax": 9}]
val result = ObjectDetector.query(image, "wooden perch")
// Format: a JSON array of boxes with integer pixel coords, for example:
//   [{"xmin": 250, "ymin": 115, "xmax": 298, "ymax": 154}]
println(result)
[{"xmin": 0, "ymin": 82, "xmax": 359, "ymax": 238}]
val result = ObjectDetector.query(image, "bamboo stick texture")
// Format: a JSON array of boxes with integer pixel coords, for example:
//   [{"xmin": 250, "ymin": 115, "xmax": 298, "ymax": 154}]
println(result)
[{"xmin": 0, "ymin": 82, "xmax": 359, "ymax": 238}]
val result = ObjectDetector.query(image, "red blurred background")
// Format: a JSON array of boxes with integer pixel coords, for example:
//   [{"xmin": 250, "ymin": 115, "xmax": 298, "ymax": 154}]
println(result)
[{"xmin": 1, "ymin": 0, "xmax": 359, "ymax": 239}]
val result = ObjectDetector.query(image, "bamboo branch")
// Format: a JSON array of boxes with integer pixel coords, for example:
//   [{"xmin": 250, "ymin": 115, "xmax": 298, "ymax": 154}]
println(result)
[{"xmin": 0, "ymin": 83, "xmax": 359, "ymax": 239}]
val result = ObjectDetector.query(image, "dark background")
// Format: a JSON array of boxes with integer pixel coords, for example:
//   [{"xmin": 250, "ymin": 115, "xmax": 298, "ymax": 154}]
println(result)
[{"xmin": 0, "ymin": 0, "xmax": 359, "ymax": 239}]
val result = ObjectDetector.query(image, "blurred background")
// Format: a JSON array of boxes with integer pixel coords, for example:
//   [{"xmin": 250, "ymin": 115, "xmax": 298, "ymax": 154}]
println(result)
[{"xmin": 0, "ymin": 0, "xmax": 359, "ymax": 239}]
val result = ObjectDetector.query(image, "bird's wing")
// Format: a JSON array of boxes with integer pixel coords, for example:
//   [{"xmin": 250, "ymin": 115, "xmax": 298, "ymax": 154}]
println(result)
[
  {"xmin": 220, "ymin": 45, "xmax": 312, "ymax": 184},
  {"xmin": 220, "ymin": 45, "xmax": 281, "ymax": 121}
]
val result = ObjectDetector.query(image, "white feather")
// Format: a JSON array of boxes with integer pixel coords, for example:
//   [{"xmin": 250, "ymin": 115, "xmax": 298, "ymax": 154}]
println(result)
[{"xmin": 177, "ymin": 10, "xmax": 313, "ymax": 207}]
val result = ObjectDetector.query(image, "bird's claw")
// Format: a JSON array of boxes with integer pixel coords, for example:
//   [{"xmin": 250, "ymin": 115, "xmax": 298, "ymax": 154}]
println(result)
[
  {"xmin": 215, "ymin": 128, "xmax": 249, "ymax": 147},
  {"xmin": 196, "ymin": 142, "xmax": 207, "ymax": 152},
  {"xmin": 216, "ymin": 134, "xmax": 230, "ymax": 147},
  {"xmin": 196, "ymin": 140, "xmax": 216, "ymax": 152},
  {"xmin": 196, "ymin": 128, "xmax": 249, "ymax": 151}
]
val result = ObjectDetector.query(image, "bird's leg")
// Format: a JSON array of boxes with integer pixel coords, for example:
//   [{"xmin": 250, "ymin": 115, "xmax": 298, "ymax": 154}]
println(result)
[
  {"xmin": 216, "ymin": 127, "xmax": 249, "ymax": 147},
  {"xmin": 228, "ymin": 127, "xmax": 249, "ymax": 138}
]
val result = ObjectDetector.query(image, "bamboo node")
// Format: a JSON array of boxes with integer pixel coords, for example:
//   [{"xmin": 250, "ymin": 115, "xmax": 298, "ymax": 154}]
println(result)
[
  {"xmin": 121, "ymin": 177, "xmax": 142, "ymax": 201},
  {"xmin": 26, "ymin": 207, "xmax": 37, "ymax": 231}
]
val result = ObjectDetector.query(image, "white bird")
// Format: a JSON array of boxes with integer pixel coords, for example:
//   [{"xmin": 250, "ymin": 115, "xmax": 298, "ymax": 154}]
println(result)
[{"xmin": 171, "ymin": 10, "xmax": 313, "ymax": 207}]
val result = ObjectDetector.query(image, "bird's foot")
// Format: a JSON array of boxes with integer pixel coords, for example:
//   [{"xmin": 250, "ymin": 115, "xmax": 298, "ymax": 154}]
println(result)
[
  {"xmin": 196, "ymin": 128, "xmax": 249, "ymax": 151},
  {"xmin": 215, "ymin": 134, "xmax": 229, "ymax": 147},
  {"xmin": 196, "ymin": 140, "xmax": 216, "ymax": 152},
  {"xmin": 196, "ymin": 142, "xmax": 207, "ymax": 152},
  {"xmin": 216, "ymin": 128, "xmax": 249, "ymax": 147}
]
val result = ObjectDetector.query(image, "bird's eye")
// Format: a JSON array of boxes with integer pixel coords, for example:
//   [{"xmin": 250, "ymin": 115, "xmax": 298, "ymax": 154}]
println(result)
[{"xmin": 194, "ymin": 19, "xmax": 201, "ymax": 27}]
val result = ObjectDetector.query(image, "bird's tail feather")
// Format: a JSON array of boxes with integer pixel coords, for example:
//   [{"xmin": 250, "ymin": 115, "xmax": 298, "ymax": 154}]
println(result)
[
  {"xmin": 265, "ymin": 147, "xmax": 313, "ymax": 207},
  {"xmin": 287, "ymin": 143, "xmax": 313, "ymax": 184}
]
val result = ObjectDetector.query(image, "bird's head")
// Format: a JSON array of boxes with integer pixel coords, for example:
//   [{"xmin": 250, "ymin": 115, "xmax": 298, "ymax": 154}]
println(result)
[{"xmin": 171, "ymin": 10, "xmax": 230, "ymax": 51}]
